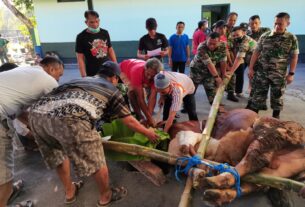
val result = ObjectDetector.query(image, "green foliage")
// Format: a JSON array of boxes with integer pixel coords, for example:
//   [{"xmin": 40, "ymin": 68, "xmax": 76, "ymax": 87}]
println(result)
[
  {"xmin": 101, "ymin": 119, "xmax": 170, "ymax": 161},
  {"xmin": 12, "ymin": 0, "xmax": 33, "ymax": 12}
]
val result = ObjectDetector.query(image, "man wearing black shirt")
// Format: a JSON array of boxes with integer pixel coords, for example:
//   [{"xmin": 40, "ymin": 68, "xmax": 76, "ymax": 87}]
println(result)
[
  {"xmin": 76, "ymin": 10, "xmax": 117, "ymax": 77},
  {"xmin": 137, "ymin": 18, "xmax": 168, "ymax": 61}
]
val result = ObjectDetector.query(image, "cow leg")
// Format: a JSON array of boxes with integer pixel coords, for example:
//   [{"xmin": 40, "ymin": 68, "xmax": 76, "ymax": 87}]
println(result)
[
  {"xmin": 204, "ymin": 140, "xmax": 274, "ymax": 188},
  {"xmin": 202, "ymin": 183, "xmax": 264, "ymax": 206}
]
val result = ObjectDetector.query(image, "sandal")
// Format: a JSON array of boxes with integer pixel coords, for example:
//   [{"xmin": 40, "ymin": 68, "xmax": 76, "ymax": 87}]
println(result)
[
  {"xmin": 64, "ymin": 180, "xmax": 84, "ymax": 204},
  {"xmin": 96, "ymin": 186, "xmax": 128, "ymax": 207},
  {"xmin": 8, "ymin": 179, "xmax": 24, "ymax": 204},
  {"xmin": 14, "ymin": 200, "xmax": 33, "ymax": 207}
]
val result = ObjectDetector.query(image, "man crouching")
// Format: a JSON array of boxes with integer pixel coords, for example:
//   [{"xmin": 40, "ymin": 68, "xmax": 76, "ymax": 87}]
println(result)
[{"xmin": 28, "ymin": 61, "xmax": 159, "ymax": 206}]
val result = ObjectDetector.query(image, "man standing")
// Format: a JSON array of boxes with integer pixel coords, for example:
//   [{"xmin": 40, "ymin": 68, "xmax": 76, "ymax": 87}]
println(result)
[
  {"xmin": 76, "ymin": 10, "xmax": 117, "ymax": 77},
  {"xmin": 190, "ymin": 32, "xmax": 227, "ymax": 104},
  {"xmin": 226, "ymin": 12, "xmax": 238, "ymax": 39},
  {"xmin": 247, "ymin": 15, "xmax": 271, "ymax": 41},
  {"xmin": 248, "ymin": 12, "xmax": 299, "ymax": 119},
  {"xmin": 137, "ymin": 18, "xmax": 168, "ymax": 61},
  {"xmin": 192, "ymin": 19, "xmax": 209, "ymax": 55},
  {"xmin": 0, "ymin": 34, "xmax": 9, "ymax": 64},
  {"xmin": 168, "ymin": 21, "xmax": 190, "ymax": 73},
  {"xmin": 228, "ymin": 26, "xmax": 256, "ymax": 96},
  {"xmin": 29, "ymin": 61, "xmax": 159, "ymax": 206},
  {"xmin": 154, "ymin": 72, "xmax": 198, "ymax": 133},
  {"xmin": 0, "ymin": 56, "xmax": 64, "ymax": 206},
  {"xmin": 120, "ymin": 58, "xmax": 162, "ymax": 126}
]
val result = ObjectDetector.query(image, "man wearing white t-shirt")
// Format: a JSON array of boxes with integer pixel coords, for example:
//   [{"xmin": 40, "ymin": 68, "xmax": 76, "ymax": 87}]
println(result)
[
  {"xmin": 154, "ymin": 71, "xmax": 198, "ymax": 132},
  {"xmin": 0, "ymin": 56, "xmax": 64, "ymax": 206}
]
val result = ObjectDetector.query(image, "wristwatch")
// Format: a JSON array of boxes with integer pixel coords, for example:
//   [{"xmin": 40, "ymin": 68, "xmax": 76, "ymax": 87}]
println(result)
[{"xmin": 288, "ymin": 72, "xmax": 295, "ymax": 76}]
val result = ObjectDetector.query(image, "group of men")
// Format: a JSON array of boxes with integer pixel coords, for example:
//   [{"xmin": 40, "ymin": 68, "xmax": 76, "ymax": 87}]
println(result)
[{"xmin": 0, "ymin": 9, "xmax": 302, "ymax": 207}]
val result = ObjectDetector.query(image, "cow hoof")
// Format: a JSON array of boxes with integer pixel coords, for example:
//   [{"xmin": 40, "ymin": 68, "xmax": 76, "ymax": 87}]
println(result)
[
  {"xmin": 202, "ymin": 189, "xmax": 236, "ymax": 207},
  {"xmin": 204, "ymin": 172, "xmax": 235, "ymax": 188}
]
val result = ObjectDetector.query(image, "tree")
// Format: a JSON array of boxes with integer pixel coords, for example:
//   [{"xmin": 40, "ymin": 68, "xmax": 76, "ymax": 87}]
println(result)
[{"xmin": 1, "ymin": 0, "xmax": 34, "ymax": 30}]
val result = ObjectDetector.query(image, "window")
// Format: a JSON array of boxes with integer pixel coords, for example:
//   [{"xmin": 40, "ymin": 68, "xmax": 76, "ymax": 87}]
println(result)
[{"xmin": 202, "ymin": 4, "xmax": 230, "ymax": 27}]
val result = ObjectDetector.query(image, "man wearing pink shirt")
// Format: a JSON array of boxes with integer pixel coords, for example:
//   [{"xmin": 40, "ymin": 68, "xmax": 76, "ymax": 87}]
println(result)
[
  {"xmin": 120, "ymin": 58, "xmax": 162, "ymax": 126},
  {"xmin": 192, "ymin": 20, "xmax": 210, "ymax": 55}
]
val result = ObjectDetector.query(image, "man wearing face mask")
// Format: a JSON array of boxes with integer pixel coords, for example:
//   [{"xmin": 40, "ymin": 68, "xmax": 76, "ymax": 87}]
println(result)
[
  {"xmin": 190, "ymin": 32, "xmax": 227, "ymax": 105},
  {"xmin": 228, "ymin": 25, "xmax": 256, "ymax": 97},
  {"xmin": 76, "ymin": 10, "xmax": 117, "ymax": 77}
]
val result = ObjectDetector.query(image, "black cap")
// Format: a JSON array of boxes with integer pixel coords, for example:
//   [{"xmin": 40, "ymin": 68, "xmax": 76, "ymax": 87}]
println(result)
[
  {"xmin": 146, "ymin": 18, "xmax": 157, "ymax": 30},
  {"xmin": 100, "ymin": 61, "xmax": 121, "ymax": 77},
  {"xmin": 239, "ymin": 22, "xmax": 249, "ymax": 31},
  {"xmin": 215, "ymin": 20, "xmax": 227, "ymax": 28}
]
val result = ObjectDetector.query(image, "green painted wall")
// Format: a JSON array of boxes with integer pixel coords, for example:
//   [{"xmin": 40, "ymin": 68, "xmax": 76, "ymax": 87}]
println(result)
[{"xmin": 41, "ymin": 35, "xmax": 305, "ymax": 63}]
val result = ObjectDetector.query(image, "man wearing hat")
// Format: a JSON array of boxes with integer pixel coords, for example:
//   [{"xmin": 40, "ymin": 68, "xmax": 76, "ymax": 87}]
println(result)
[
  {"xmin": 227, "ymin": 25, "xmax": 256, "ymax": 97},
  {"xmin": 137, "ymin": 17, "xmax": 168, "ymax": 61},
  {"xmin": 190, "ymin": 32, "xmax": 227, "ymax": 105},
  {"xmin": 154, "ymin": 71, "xmax": 198, "ymax": 133},
  {"xmin": 28, "ymin": 61, "xmax": 159, "ymax": 206},
  {"xmin": 192, "ymin": 19, "xmax": 210, "ymax": 55}
]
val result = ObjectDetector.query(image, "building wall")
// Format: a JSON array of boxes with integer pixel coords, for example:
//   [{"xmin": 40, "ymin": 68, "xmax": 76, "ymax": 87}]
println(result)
[{"xmin": 34, "ymin": 0, "xmax": 305, "ymax": 62}]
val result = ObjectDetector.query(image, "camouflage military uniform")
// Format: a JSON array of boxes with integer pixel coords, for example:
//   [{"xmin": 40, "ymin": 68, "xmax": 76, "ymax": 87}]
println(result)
[
  {"xmin": 247, "ymin": 27, "xmax": 271, "ymax": 42},
  {"xmin": 226, "ymin": 35, "xmax": 257, "ymax": 92},
  {"xmin": 190, "ymin": 41, "xmax": 227, "ymax": 104},
  {"xmin": 250, "ymin": 31, "xmax": 299, "ymax": 111}
]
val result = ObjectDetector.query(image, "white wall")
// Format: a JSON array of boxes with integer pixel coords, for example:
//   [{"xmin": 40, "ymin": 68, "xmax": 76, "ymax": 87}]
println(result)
[
  {"xmin": 34, "ymin": 0, "xmax": 305, "ymax": 43},
  {"xmin": 33, "ymin": 0, "xmax": 88, "ymax": 43}
]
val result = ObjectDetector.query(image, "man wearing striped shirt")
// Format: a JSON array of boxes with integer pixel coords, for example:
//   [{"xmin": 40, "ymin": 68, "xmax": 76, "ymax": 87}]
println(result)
[{"xmin": 154, "ymin": 72, "xmax": 198, "ymax": 132}]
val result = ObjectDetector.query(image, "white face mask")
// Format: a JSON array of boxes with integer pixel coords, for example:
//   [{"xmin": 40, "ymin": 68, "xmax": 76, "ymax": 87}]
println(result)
[{"xmin": 88, "ymin": 27, "xmax": 100, "ymax": 33}]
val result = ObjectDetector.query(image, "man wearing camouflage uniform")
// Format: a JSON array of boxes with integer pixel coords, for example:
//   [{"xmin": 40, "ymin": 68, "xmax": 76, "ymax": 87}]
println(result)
[
  {"xmin": 247, "ymin": 15, "xmax": 271, "ymax": 42},
  {"xmin": 228, "ymin": 25, "xmax": 257, "ymax": 97},
  {"xmin": 248, "ymin": 12, "xmax": 299, "ymax": 119},
  {"xmin": 245, "ymin": 15, "xmax": 271, "ymax": 108},
  {"xmin": 190, "ymin": 32, "xmax": 227, "ymax": 104}
]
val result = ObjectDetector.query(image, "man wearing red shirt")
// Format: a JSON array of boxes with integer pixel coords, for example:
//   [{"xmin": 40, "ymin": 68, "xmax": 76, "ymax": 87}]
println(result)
[{"xmin": 120, "ymin": 58, "xmax": 162, "ymax": 126}]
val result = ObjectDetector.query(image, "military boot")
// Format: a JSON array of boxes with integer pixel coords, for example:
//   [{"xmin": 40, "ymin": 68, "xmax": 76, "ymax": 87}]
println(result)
[
  {"xmin": 227, "ymin": 92, "xmax": 239, "ymax": 102},
  {"xmin": 272, "ymin": 110, "xmax": 280, "ymax": 119}
]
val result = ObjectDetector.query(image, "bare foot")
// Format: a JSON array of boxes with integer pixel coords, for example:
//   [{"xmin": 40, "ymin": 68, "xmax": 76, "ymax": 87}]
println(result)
[{"xmin": 204, "ymin": 172, "xmax": 235, "ymax": 188}]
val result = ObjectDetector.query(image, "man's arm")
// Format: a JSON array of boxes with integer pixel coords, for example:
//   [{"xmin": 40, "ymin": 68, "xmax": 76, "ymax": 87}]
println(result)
[
  {"xmin": 168, "ymin": 46, "xmax": 173, "ymax": 67},
  {"xmin": 76, "ymin": 52, "xmax": 86, "ymax": 78},
  {"xmin": 121, "ymin": 115, "xmax": 159, "ymax": 142},
  {"xmin": 186, "ymin": 45, "xmax": 191, "ymax": 66},
  {"xmin": 207, "ymin": 63, "xmax": 223, "ymax": 87},
  {"xmin": 134, "ymin": 87, "xmax": 155, "ymax": 126},
  {"xmin": 248, "ymin": 50, "xmax": 260, "ymax": 79},
  {"xmin": 108, "ymin": 47, "xmax": 117, "ymax": 63},
  {"xmin": 286, "ymin": 54, "xmax": 298, "ymax": 84},
  {"xmin": 164, "ymin": 110, "xmax": 176, "ymax": 133},
  {"xmin": 147, "ymin": 87, "xmax": 157, "ymax": 115},
  {"xmin": 219, "ymin": 61, "xmax": 227, "ymax": 78},
  {"xmin": 229, "ymin": 57, "xmax": 244, "ymax": 73},
  {"xmin": 160, "ymin": 47, "xmax": 169, "ymax": 57}
]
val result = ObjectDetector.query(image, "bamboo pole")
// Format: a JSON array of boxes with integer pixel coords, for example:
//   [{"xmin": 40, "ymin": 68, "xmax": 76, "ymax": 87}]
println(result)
[
  {"xmin": 178, "ymin": 76, "xmax": 232, "ymax": 207},
  {"xmin": 102, "ymin": 140, "xmax": 305, "ymax": 192}
]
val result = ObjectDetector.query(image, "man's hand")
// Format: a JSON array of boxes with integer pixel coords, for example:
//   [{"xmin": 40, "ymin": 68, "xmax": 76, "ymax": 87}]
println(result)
[
  {"xmin": 186, "ymin": 58, "xmax": 191, "ymax": 66},
  {"xmin": 298, "ymin": 186, "xmax": 305, "ymax": 198},
  {"xmin": 215, "ymin": 76, "xmax": 223, "ymax": 87},
  {"xmin": 286, "ymin": 74, "xmax": 294, "ymax": 85},
  {"xmin": 248, "ymin": 67, "xmax": 254, "ymax": 80},
  {"xmin": 145, "ymin": 128, "xmax": 160, "ymax": 143},
  {"xmin": 168, "ymin": 59, "xmax": 173, "ymax": 67},
  {"xmin": 160, "ymin": 51, "xmax": 166, "ymax": 57},
  {"xmin": 147, "ymin": 117, "xmax": 156, "ymax": 128}
]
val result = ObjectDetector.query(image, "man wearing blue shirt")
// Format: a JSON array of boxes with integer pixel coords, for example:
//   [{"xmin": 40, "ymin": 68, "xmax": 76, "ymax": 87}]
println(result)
[{"xmin": 168, "ymin": 22, "xmax": 190, "ymax": 73}]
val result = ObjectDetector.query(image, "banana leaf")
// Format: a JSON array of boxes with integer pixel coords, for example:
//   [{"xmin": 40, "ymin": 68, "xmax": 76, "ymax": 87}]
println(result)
[{"xmin": 101, "ymin": 119, "xmax": 169, "ymax": 161}]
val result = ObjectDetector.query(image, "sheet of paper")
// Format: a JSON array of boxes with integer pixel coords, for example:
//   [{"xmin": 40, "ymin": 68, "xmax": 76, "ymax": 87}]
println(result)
[{"xmin": 147, "ymin": 48, "xmax": 161, "ymax": 57}]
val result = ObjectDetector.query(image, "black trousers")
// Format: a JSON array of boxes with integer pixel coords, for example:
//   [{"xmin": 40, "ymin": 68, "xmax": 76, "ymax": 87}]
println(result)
[
  {"xmin": 163, "ymin": 94, "xmax": 198, "ymax": 121},
  {"xmin": 172, "ymin": 61, "xmax": 186, "ymax": 73},
  {"xmin": 235, "ymin": 63, "xmax": 245, "ymax": 94}
]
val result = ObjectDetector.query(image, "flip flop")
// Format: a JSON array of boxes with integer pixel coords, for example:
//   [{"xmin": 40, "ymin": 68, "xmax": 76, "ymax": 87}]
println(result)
[
  {"xmin": 8, "ymin": 179, "xmax": 24, "ymax": 205},
  {"xmin": 14, "ymin": 200, "xmax": 33, "ymax": 207},
  {"xmin": 96, "ymin": 186, "xmax": 128, "ymax": 207},
  {"xmin": 64, "ymin": 180, "xmax": 84, "ymax": 204}
]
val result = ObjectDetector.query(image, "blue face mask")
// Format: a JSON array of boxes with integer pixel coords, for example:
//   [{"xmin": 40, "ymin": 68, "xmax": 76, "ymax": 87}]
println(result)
[{"xmin": 88, "ymin": 27, "xmax": 100, "ymax": 33}]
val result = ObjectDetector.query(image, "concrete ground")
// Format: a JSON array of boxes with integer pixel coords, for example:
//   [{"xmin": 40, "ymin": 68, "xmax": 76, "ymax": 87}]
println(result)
[{"xmin": 11, "ymin": 63, "xmax": 305, "ymax": 207}]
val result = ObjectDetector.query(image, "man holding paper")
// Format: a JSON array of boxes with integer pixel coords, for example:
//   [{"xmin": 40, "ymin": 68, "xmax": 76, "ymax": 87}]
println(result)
[{"xmin": 137, "ymin": 18, "xmax": 169, "ymax": 61}]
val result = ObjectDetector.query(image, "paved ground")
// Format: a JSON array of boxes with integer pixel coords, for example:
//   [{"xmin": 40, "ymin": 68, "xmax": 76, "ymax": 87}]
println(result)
[{"xmin": 11, "ymin": 63, "xmax": 305, "ymax": 207}]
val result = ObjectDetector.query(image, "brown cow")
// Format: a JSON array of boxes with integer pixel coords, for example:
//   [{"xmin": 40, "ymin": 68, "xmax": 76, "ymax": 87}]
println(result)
[{"xmin": 168, "ymin": 109, "xmax": 305, "ymax": 206}]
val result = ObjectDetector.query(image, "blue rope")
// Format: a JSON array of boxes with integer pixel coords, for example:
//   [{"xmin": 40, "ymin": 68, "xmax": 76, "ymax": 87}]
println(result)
[{"xmin": 175, "ymin": 155, "xmax": 242, "ymax": 197}]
